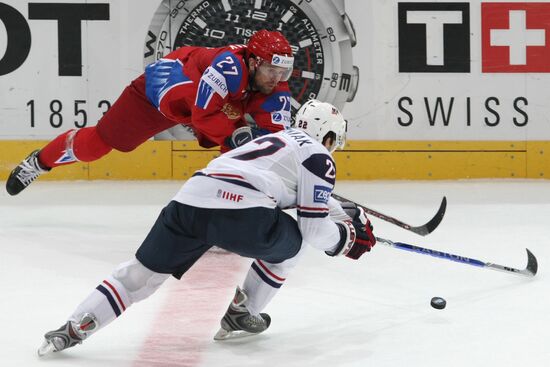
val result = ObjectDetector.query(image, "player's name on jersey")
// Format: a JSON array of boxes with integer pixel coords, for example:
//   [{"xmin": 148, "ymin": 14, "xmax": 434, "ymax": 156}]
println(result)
[{"xmin": 286, "ymin": 129, "xmax": 313, "ymax": 147}]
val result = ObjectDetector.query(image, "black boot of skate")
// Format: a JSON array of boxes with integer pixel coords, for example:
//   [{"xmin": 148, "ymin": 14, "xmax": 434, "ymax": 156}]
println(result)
[
  {"xmin": 214, "ymin": 287, "xmax": 271, "ymax": 340},
  {"xmin": 37, "ymin": 313, "xmax": 97, "ymax": 356},
  {"xmin": 6, "ymin": 150, "xmax": 50, "ymax": 195}
]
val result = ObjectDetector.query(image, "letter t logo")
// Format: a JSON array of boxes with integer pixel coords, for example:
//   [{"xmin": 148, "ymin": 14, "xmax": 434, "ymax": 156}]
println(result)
[{"xmin": 398, "ymin": 2, "xmax": 470, "ymax": 72}]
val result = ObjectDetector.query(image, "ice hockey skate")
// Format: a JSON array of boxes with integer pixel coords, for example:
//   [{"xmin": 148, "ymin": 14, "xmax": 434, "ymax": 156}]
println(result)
[
  {"xmin": 6, "ymin": 150, "xmax": 50, "ymax": 196},
  {"xmin": 214, "ymin": 287, "xmax": 271, "ymax": 341},
  {"xmin": 37, "ymin": 313, "xmax": 97, "ymax": 356}
]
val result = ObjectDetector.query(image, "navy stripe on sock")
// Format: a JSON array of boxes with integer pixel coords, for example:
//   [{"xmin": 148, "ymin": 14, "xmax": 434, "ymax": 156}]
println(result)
[
  {"xmin": 252, "ymin": 262, "xmax": 282, "ymax": 288},
  {"xmin": 96, "ymin": 284, "xmax": 121, "ymax": 317}
]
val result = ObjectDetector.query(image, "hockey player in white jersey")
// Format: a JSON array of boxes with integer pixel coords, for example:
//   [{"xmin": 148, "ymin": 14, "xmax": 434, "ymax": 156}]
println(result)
[{"xmin": 37, "ymin": 100, "xmax": 377, "ymax": 355}]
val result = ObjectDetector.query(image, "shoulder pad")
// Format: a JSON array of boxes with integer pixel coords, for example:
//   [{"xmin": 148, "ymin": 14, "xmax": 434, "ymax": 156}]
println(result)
[
  {"xmin": 260, "ymin": 91, "xmax": 292, "ymax": 127},
  {"xmin": 211, "ymin": 51, "xmax": 244, "ymax": 94},
  {"xmin": 302, "ymin": 153, "xmax": 336, "ymax": 186},
  {"xmin": 260, "ymin": 91, "xmax": 291, "ymax": 113}
]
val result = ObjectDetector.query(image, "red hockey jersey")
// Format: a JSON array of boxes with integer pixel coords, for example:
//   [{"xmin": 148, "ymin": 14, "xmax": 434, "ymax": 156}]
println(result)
[{"xmin": 145, "ymin": 45, "xmax": 291, "ymax": 148}]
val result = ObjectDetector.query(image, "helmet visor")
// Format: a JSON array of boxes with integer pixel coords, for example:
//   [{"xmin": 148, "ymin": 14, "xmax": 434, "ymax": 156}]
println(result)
[
  {"xmin": 257, "ymin": 61, "xmax": 293, "ymax": 82},
  {"xmin": 330, "ymin": 120, "xmax": 347, "ymax": 153},
  {"xmin": 337, "ymin": 120, "xmax": 348, "ymax": 150}
]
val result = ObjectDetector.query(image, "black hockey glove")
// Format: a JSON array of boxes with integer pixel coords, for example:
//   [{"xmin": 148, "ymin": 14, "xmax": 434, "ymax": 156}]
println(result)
[{"xmin": 226, "ymin": 126, "xmax": 253, "ymax": 149}]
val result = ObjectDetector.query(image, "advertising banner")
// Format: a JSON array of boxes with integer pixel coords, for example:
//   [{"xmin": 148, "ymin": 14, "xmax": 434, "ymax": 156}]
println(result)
[{"xmin": 1, "ymin": 0, "xmax": 550, "ymax": 140}]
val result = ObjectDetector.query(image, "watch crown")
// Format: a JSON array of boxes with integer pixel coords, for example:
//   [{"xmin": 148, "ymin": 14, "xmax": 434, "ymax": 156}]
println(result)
[
  {"xmin": 347, "ymin": 66, "xmax": 359, "ymax": 103},
  {"xmin": 343, "ymin": 14, "xmax": 357, "ymax": 47}
]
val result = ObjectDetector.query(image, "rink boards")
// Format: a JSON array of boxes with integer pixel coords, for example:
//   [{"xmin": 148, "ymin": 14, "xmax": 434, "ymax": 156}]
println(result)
[{"xmin": 0, "ymin": 140, "xmax": 548, "ymax": 180}]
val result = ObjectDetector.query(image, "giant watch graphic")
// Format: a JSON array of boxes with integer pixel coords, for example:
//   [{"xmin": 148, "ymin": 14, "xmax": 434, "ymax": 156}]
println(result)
[{"xmin": 144, "ymin": 0, "xmax": 358, "ymax": 139}]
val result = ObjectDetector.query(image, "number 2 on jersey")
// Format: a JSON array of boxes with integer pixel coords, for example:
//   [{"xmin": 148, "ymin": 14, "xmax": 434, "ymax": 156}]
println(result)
[
  {"xmin": 231, "ymin": 136, "xmax": 286, "ymax": 161},
  {"xmin": 325, "ymin": 158, "xmax": 336, "ymax": 179}
]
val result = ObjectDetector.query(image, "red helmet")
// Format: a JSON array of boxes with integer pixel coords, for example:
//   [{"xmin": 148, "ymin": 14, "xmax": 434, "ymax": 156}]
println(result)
[
  {"xmin": 247, "ymin": 30, "xmax": 293, "ymax": 59},
  {"xmin": 247, "ymin": 30, "xmax": 294, "ymax": 75}
]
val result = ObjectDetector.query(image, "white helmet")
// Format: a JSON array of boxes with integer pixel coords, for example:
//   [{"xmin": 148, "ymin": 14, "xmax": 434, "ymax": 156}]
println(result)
[{"xmin": 294, "ymin": 99, "xmax": 347, "ymax": 153}]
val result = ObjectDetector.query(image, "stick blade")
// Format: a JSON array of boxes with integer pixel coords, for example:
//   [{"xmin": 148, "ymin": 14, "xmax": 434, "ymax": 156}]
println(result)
[
  {"xmin": 524, "ymin": 248, "xmax": 538, "ymax": 277},
  {"xmin": 410, "ymin": 196, "xmax": 447, "ymax": 236}
]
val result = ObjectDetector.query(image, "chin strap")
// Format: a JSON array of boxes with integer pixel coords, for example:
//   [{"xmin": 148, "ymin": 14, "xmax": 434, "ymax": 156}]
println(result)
[
  {"xmin": 248, "ymin": 58, "xmax": 261, "ymax": 92},
  {"xmin": 248, "ymin": 68, "xmax": 258, "ymax": 91}
]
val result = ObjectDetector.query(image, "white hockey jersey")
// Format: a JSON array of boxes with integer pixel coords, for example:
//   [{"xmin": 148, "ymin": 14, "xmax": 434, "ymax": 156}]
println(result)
[{"xmin": 173, "ymin": 128, "xmax": 345, "ymax": 252}]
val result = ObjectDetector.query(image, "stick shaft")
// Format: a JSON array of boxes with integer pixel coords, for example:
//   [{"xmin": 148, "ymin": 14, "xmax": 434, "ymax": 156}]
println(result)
[
  {"xmin": 332, "ymin": 193, "xmax": 446, "ymax": 236},
  {"xmin": 376, "ymin": 237, "xmax": 537, "ymax": 277}
]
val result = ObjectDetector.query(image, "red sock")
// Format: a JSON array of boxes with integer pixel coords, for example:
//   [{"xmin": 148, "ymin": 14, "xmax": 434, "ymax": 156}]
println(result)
[{"xmin": 38, "ymin": 127, "xmax": 113, "ymax": 168}]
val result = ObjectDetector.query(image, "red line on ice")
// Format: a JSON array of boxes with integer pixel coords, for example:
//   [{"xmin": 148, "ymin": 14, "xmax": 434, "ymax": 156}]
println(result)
[{"xmin": 133, "ymin": 251, "xmax": 246, "ymax": 367}]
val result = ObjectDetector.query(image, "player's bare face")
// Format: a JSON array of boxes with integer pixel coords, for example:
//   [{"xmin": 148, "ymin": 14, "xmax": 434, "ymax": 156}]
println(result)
[
  {"xmin": 251, "ymin": 60, "xmax": 292, "ymax": 94},
  {"xmin": 254, "ymin": 70, "xmax": 278, "ymax": 94}
]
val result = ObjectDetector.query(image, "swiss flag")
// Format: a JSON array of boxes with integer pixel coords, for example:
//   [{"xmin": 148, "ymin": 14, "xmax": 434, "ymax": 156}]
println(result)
[{"xmin": 482, "ymin": 2, "xmax": 550, "ymax": 72}]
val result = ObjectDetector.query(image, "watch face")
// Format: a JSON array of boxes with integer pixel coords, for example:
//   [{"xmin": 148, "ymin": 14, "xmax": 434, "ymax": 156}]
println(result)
[{"xmin": 145, "ymin": 0, "xmax": 325, "ymax": 113}]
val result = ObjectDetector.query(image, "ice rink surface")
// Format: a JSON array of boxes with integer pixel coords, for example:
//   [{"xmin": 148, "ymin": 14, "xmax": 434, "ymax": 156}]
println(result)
[{"xmin": 1, "ymin": 180, "xmax": 549, "ymax": 367}]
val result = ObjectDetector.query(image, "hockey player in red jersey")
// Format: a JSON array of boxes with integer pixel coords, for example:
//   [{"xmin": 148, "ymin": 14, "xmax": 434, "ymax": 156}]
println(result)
[
  {"xmin": 36, "ymin": 100, "xmax": 377, "ymax": 355},
  {"xmin": 6, "ymin": 30, "xmax": 294, "ymax": 195}
]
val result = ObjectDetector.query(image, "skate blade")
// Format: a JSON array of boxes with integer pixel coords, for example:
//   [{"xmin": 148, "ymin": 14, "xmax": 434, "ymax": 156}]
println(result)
[
  {"xmin": 37, "ymin": 340, "xmax": 56, "ymax": 357},
  {"xmin": 213, "ymin": 328, "xmax": 261, "ymax": 341}
]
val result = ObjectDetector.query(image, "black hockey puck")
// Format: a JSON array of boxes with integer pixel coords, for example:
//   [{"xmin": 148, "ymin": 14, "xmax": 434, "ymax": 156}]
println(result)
[{"xmin": 430, "ymin": 297, "xmax": 446, "ymax": 309}]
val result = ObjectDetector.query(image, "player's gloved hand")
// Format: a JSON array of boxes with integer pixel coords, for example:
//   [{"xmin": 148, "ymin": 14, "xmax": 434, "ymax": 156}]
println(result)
[
  {"xmin": 328, "ymin": 202, "xmax": 376, "ymax": 260},
  {"xmin": 226, "ymin": 126, "xmax": 253, "ymax": 149}
]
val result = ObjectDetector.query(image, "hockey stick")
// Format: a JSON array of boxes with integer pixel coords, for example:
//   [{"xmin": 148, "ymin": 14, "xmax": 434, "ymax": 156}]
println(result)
[
  {"xmin": 332, "ymin": 193, "xmax": 447, "ymax": 236},
  {"xmin": 376, "ymin": 236, "xmax": 538, "ymax": 277}
]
